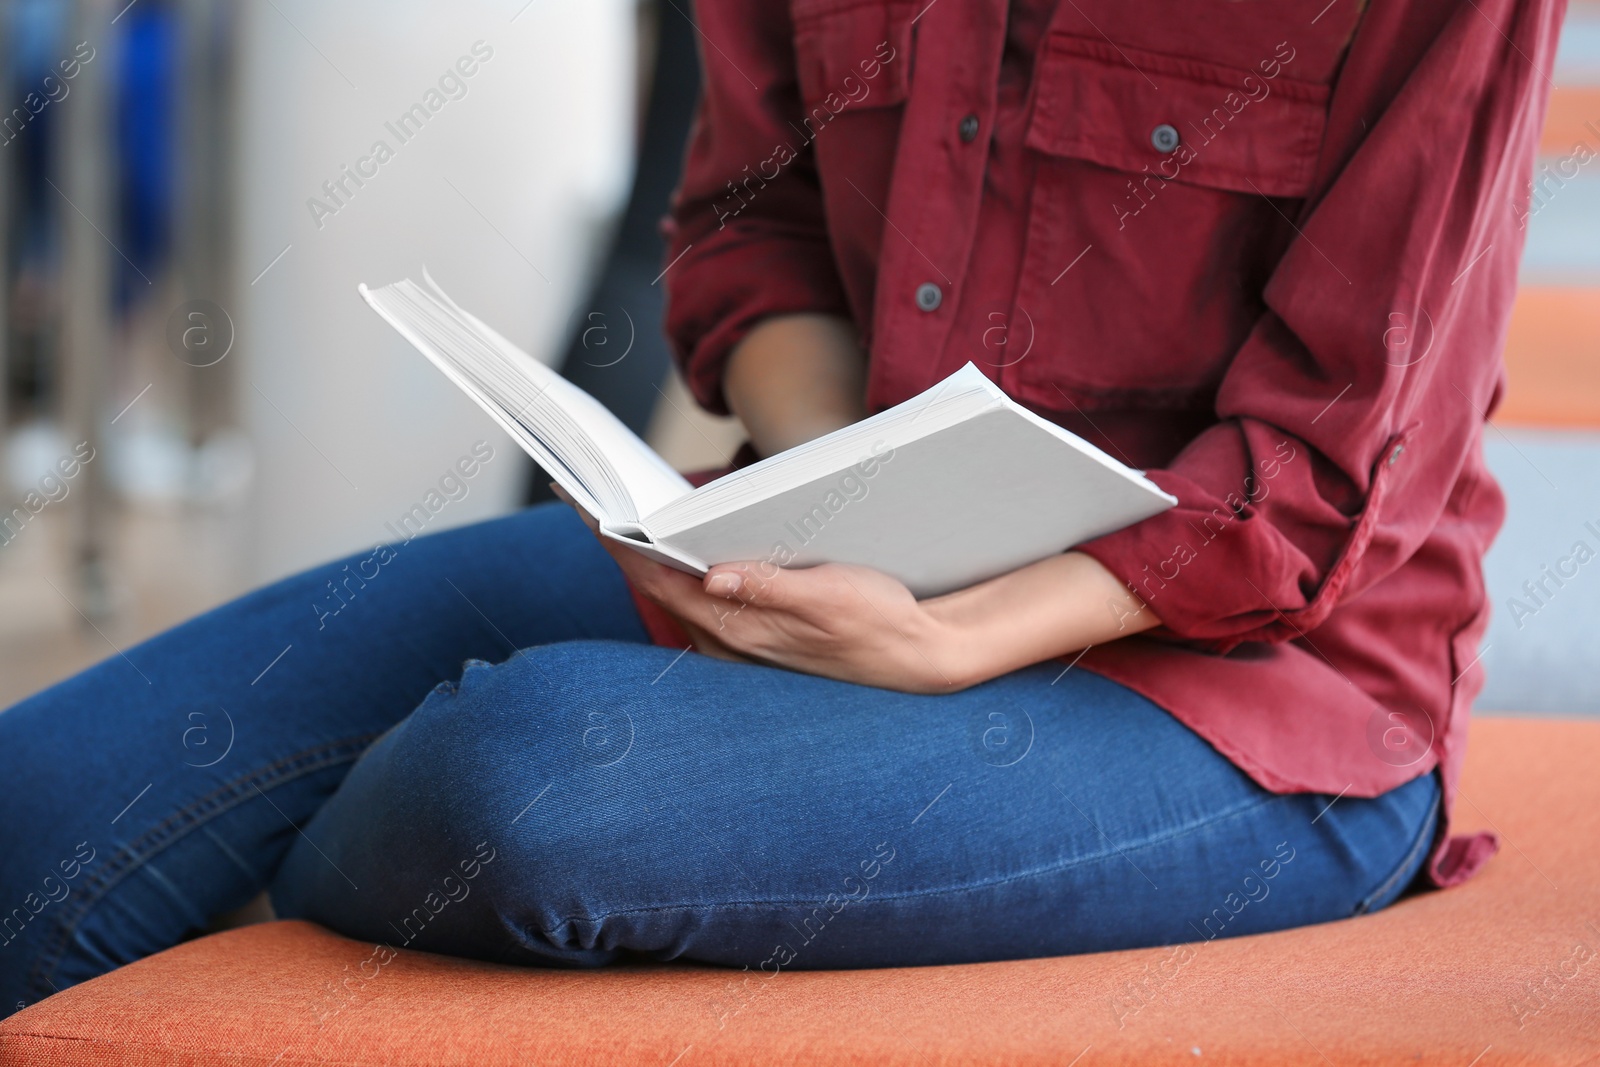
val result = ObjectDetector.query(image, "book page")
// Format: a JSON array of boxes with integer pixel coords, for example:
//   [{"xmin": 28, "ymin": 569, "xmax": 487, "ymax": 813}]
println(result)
[
  {"xmin": 420, "ymin": 272, "xmax": 691, "ymax": 516},
  {"xmin": 361, "ymin": 275, "xmax": 692, "ymax": 524}
]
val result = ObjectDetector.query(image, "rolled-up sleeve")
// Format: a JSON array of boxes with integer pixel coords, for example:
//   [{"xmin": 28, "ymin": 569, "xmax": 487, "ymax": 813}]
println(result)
[
  {"xmin": 661, "ymin": 2, "xmax": 854, "ymax": 415},
  {"xmin": 1077, "ymin": 0, "xmax": 1565, "ymax": 649}
]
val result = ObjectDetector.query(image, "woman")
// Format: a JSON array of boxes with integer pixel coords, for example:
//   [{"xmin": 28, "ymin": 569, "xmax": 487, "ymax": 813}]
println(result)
[{"xmin": 0, "ymin": 0, "xmax": 1560, "ymax": 1012}]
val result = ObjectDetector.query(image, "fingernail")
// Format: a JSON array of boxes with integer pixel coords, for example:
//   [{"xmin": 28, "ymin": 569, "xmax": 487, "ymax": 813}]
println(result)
[{"xmin": 706, "ymin": 573, "xmax": 742, "ymax": 597}]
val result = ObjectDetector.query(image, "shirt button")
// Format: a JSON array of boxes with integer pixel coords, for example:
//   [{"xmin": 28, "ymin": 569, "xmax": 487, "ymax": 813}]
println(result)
[
  {"xmin": 1388, "ymin": 444, "xmax": 1406, "ymax": 466},
  {"xmin": 958, "ymin": 113, "xmax": 980, "ymax": 143},
  {"xmin": 1150, "ymin": 123, "xmax": 1181, "ymax": 153},
  {"xmin": 915, "ymin": 282, "xmax": 943, "ymax": 312}
]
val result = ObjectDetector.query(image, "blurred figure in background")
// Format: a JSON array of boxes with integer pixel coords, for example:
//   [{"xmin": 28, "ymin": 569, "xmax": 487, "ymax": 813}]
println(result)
[{"xmin": 525, "ymin": 0, "xmax": 701, "ymax": 504}]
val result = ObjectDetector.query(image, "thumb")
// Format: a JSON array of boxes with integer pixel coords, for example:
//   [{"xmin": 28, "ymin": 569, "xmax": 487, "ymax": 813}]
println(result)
[{"xmin": 703, "ymin": 562, "xmax": 800, "ymax": 610}]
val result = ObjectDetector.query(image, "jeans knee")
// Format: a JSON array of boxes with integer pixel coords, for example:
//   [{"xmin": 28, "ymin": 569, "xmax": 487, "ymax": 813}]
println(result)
[
  {"xmin": 395, "ymin": 639, "xmax": 654, "ymax": 795},
  {"xmin": 412, "ymin": 639, "xmax": 665, "ymax": 868},
  {"xmin": 271, "ymin": 640, "xmax": 672, "ymax": 960}
]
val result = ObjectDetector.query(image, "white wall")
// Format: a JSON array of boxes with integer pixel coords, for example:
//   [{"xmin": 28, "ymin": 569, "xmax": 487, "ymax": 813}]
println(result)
[{"xmin": 235, "ymin": 0, "xmax": 636, "ymax": 582}]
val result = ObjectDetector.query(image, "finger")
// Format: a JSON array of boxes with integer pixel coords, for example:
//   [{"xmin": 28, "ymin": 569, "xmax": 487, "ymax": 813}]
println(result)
[
  {"xmin": 592, "ymin": 538, "xmax": 760, "ymax": 649},
  {"xmin": 656, "ymin": 567, "xmax": 781, "ymax": 642},
  {"xmin": 575, "ymin": 526, "xmax": 762, "ymax": 656},
  {"xmin": 704, "ymin": 561, "xmax": 830, "ymax": 615}
]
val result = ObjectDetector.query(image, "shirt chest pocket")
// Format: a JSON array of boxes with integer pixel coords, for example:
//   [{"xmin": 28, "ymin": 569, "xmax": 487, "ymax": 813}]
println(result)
[
  {"xmin": 790, "ymin": 1, "xmax": 914, "ymax": 117},
  {"xmin": 1027, "ymin": 33, "xmax": 1330, "ymax": 197},
  {"xmin": 1010, "ymin": 32, "xmax": 1334, "ymax": 407}
]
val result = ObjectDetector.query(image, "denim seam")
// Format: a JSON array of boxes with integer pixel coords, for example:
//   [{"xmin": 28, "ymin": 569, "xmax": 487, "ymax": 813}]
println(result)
[
  {"xmin": 533, "ymin": 791, "xmax": 1294, "ymax": 936},
  {"xmin": 27, "ymin": 732, "xmax": 384, "ymax": 1001},
  {"xmin": 1353, "ymin": 783, "xmax": 1440, "ymax": 915}
]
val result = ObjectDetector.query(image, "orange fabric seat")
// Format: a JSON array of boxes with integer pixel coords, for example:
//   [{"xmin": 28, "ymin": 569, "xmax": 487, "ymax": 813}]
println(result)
[
  {"xmin": 3, "ymin": 717, "xmax": 1597, "ymax": 1066},
  {"xmin": 1499, "ymin": 288, "xmax": 1600, "ymax": 429}
]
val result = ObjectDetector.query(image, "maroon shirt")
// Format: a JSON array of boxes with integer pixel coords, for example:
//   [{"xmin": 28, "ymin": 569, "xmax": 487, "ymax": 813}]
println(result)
[{"xmin": 646, "ymin": 0, "xmax": 1566, "ymax": 888}]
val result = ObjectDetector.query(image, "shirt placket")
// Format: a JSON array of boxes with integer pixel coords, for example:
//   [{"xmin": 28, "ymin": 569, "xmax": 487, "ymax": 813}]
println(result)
[{"xmin": 865, "ymin": 0, "xmax": 1011, "ymax": 412}]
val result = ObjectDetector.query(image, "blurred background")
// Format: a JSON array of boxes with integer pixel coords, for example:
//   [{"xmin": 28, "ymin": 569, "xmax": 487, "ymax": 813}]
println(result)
[{"xmin": 0, "ymin": 0, "xmax": 1593, "ymax": 717}]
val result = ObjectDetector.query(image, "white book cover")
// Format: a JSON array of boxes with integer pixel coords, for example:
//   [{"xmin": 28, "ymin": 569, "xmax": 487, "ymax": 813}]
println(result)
[{"xmin": 360, "ymin": 272, "xmax": 1176, "ymax": 597}]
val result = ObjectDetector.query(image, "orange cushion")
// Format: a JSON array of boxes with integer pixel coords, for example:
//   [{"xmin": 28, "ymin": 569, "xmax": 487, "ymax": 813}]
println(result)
[
  {"xmin": 1499, "ymin": 288, "xmax": 1600, "ymax": 429},
  {"xmin": 1537, "ymin": 85, "xmax": 1600, "ymax": 158},
  {"xmin": 3, "ymin": 717, "xmax": 1597, "ymax": 1066}
]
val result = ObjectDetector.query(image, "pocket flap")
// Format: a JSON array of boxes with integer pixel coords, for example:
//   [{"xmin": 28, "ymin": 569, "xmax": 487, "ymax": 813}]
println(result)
[
  {"xmin": 792, "ymin": 2, "xmax": 913, "ymax": 110},
  {"xmin": 1026, "ymin": 34, "xmax": 1329, "ymax": 198}
]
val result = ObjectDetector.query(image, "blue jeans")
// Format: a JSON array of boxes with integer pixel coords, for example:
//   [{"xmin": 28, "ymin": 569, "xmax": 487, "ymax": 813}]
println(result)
[{"xmin": 0, "ymin": 504, "xmax": 1439, "ymax": 1016}]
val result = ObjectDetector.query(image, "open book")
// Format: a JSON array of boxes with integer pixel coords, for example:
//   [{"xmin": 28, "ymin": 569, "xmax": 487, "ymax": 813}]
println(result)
[{"xmin": 359, "ymin": 273, "xmax": 1176, "ymax": 598}]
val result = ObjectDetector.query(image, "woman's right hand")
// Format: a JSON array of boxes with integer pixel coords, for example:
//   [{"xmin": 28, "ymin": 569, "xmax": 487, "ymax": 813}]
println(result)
[{"xmin": 723, "ymin": 313, "xmax": 869, "ymax": 458}]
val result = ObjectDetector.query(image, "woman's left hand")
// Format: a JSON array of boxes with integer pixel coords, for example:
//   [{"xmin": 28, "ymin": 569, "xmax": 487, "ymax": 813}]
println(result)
[
  {"xmin": 558, "ymin": 488, "xmax": 1161, "ymax": 694},
  {"xmin": 555, "ymin": 486, "xmax": 959, "ymax": 690},
  {"xmin": 631, "ymin": 550, "xmax": 966, "ymax": 693}
]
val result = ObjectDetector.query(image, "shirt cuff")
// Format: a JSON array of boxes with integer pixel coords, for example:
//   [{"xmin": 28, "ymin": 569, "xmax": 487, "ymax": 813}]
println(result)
[{"xmin": 1075, "ymin": 468, "xmax": 1305, "ymax": 651}]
